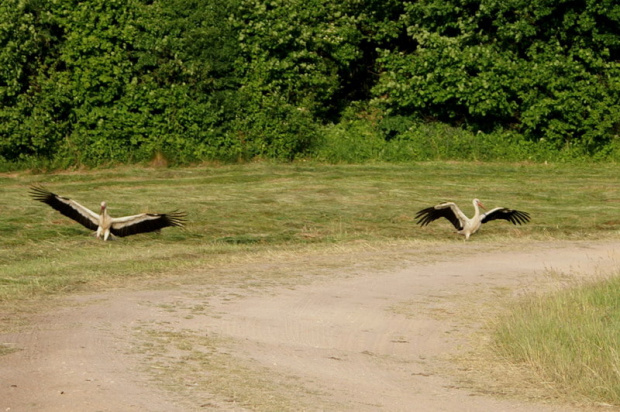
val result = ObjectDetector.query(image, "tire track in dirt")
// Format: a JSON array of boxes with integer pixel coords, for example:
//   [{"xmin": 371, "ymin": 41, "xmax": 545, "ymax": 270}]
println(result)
[
  {"xmin": 203, "ymin": 241, "xmax": 620, "ymax": 411},
  {"xmin": 1, "ymin": 241, "xmax": 619, "ymax": 411}
]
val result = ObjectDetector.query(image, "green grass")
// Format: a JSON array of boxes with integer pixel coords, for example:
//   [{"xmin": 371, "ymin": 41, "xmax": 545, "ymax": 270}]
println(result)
[
  {"xmin": 1, "ymin": 161, "xmax": 618, "ymax": 303},
  {"xmin": 494, "ymin": 275, "xmax": 620, "ymax": 405}
]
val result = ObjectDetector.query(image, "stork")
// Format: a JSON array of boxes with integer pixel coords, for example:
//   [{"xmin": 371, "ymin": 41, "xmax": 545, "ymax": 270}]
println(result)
[
  {"xmin": 30, "ymin": 185, "xmax": 186, "ymax": 241},
  {"xmin": 415, "ymin": 199, "xmax": 530, "ymax": 240}
]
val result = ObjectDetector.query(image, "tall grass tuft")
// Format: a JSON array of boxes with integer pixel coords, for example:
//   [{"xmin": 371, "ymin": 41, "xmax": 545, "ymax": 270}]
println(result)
[{"xmin": 493, "ymin": 274, "xmax": 620, "ymax": 406}]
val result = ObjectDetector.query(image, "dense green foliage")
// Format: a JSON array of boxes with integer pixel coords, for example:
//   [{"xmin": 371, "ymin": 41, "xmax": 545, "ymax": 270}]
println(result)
[
  {"xmin": 1, "ymin": 0, "xmax": 619, "ymax": 166},
  {"xmin": 374, "ymin": 0, "xmax": 620, "ymax": 150},
  {"xmin": 0, "ymin": 0, "xmax": 244, "ymax": 165}
]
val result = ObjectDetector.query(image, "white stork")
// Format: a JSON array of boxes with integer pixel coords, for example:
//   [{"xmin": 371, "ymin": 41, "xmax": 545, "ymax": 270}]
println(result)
[
  {"xmin": 415, "ymin": 199, "xmax": 530, "ymax": 240},
  {"xmin": 30, "ymin": 185, "xmax": 186, "ymax": 241}
]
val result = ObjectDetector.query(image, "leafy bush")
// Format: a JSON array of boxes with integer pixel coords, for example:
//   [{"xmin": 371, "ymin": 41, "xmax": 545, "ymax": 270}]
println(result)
[
  {"xmin": 1, "ymin": 0, "xmax": 619, "ymax": 167},
  {"xmin": 372, "ymin": 0, "xmax": 620, "ymax": 152},
  {"xmin": 0, "ymin": 0, "xmax": 245, "ymax": 166},
  {"xmin": 225, "ymin": 93, "xmax": 320, "ymax": 161},
  {"xmin": 312, "ymin": 107, "xmax": 612, "ymax": 163},
  {"xmin": 234, "ymin": 0, "xmax": 394, "ymax": 121}
]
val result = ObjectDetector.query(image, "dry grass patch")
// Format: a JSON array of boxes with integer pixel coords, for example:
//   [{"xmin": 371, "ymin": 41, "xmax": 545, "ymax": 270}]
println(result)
[
  {"xmin": 441, "ymin": 266, "xmax": 620, "ymax": 409},
  {"xmin": 493, "ymin": 272, "xmax": 620, "ymax": 407},
  {"xmin": 132, "ymin": 323, "xmax": 328, "ymax": 411}
]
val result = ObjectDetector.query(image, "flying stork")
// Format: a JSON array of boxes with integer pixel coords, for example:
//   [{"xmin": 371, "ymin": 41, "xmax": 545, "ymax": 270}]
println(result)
[
  {"xmin": 30, "ymin": 185, "xmax": 186, "ymax": 241},
  {"xmin": 415, "ymin": 199, "xmax": 530, "ymax": 240}
]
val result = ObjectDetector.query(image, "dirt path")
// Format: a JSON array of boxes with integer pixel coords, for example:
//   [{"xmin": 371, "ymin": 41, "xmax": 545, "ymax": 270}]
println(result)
[{"xmin": 2, "ymin": 240, "xmax": 619, "ymax": 411}]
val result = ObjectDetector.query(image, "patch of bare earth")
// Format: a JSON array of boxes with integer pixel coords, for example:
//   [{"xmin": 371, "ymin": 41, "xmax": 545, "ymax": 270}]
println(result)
[{"xmin": 2, "ymin": 240, "xmax": 620, "ymax": 411}]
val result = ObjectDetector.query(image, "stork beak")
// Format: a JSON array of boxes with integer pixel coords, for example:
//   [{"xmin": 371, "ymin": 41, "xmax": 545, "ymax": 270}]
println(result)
[{"xmin": 478, "ymin": 201, "xmax": 486, "ymax": 210}]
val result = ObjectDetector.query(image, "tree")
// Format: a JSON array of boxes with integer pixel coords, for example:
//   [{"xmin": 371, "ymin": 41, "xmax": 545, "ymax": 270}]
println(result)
[{"xmin": 372, "ymin": 0, "xmax": 620, "ymax": 150}]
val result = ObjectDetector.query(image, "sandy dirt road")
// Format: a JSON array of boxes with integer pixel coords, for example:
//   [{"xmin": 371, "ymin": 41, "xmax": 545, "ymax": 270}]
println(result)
[{"xmin": 2, "ymin": 240, "xmax": 619, "ymax": 411}]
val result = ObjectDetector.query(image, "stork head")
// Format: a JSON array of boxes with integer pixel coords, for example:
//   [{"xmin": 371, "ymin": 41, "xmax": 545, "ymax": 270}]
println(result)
[
  {"xmin": 100, "ymin": 201, "xmax": 107, "ymax": 212},
  {"xmin": 474, "ymin": 199, "xmax": 486, "ymax": 210}
]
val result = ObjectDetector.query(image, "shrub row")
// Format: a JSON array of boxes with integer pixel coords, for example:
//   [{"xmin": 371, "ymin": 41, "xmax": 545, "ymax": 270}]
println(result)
[{"xmin": 1, "ymin": 0, "xmax": 618, "ymax": 167}]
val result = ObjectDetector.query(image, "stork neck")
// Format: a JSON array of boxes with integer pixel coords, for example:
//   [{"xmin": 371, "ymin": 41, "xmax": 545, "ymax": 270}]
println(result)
[{"xmin": 473, "ymin": 200, "xmax": 481, "ymax": 219}]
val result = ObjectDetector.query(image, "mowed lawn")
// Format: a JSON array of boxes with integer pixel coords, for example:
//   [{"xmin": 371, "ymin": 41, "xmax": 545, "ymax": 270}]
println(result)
[{"xmin": 0, "ymin": 162, "xmax": 618, "ymax": 303}]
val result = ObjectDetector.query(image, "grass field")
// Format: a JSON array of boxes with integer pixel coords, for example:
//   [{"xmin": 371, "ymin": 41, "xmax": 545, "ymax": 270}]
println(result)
[
  {"xmin": 1, "ymin": 161, "xmax": 619, "ymax": 406},
  {"xmin": 1, "ymin": 161, "xmax": 618, "ymax": 301}
]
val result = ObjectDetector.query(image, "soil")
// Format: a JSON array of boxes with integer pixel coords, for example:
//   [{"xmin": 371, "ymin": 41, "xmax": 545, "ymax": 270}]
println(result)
[{"xmin": 2, "ymin": 240, "xmax": 620, "ymax": 411}]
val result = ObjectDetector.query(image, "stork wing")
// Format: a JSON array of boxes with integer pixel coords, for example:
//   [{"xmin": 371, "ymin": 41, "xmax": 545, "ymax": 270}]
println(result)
[
  {"xmin": 481, "ymin": 208, "xmax": 530, "ymax": 225},
  {"xmin": 29, "ymin": 185, "xmax": 100, "ymax": 231},
  {"xmin": 415, "ymin": 202, "xmax": 466, "ymax": 230},
  {"xmin": 109, "ymin": 211, "xmax": 186, "ymax": 237}
]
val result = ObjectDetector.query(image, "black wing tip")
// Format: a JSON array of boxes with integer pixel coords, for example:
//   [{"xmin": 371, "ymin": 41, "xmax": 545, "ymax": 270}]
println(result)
[
  {"xmin": 415, "ymin": 206, "xmax": 433, "ymax": 216},
  {"xmin": 111, "ymin": 211, "xmax": 188, "ymax": 237},
  {"xmin": 416, "ymin": 217, "xmax": 433, "ymax": 227},
  {"xmin": 165, "ymin": 211, "xmax": 187, "ymax": 227},
  {"xmin": 482, "ymin": 207, "xmax": 531, "ymax": 225},
  {"xmin": 415, "ymin": 207, "xmax": 433, "ymax": 226},
  {"xmin": 415, "ymin": 206, "xmax": 462, "ymax": 230},
  {"xmin": 512, "ymin": 210, "xmax": 531, "ymax": 225},
  {"xmin": 29, "ymin": 184, "xmax": 54, "ymax": 201},
  {"xmin": 29, "ymin": 183, "xmax": 47, "ymax": 191},
  {"xmin": 503, "ymin": 209, "xmax": 531, "ymax": 225}
]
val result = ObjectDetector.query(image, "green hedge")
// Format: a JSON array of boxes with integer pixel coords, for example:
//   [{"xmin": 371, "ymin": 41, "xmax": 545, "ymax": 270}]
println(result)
[{"xmin": 1, "ymin": 0, "xmax": 618, "ymax": 167}]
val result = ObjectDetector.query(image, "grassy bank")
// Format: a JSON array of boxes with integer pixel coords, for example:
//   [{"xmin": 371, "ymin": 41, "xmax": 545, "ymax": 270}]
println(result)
[{"xmin": 494, "ymin": 275, "xmax": 620, "ymax": 406}]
